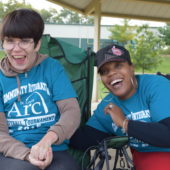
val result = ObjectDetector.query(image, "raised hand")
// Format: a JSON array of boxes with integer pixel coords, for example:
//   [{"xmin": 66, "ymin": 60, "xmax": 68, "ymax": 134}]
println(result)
[{"xmin": 104, "ymin": 103, "xmax": 127, "ymax": 128}]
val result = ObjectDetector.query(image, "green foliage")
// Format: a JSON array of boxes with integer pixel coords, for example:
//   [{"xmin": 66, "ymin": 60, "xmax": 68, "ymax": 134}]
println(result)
[
  {"xmin": 159, "ymin": 23, "xmax": 170, "ymax": 45},
  {"xmin": 0, "ymin": 0, "xmax": 94, "ymax": 24},
  {"xmin": 135, "ymin": 56, "xmax": 170, "ymax": 74},
  {"xmin": 126, "ymin": 25, "xmax": 165, "ymax": 73},
  {"xmin": 108, "ymin": 21, "xmax": 166, "ymax": 73},
  {"xmin": 0, "ymin": 0, "xmax": 32, "ymax": 21},
  {"xmin": 39, "ymin": 9, "xmax": 54, "ymax": 23},
  {"xmin": 98, "ymin": 77, "xmax": 109, "ymax": 100},
  {"xmin": 0, "ymin": 50, "xmax": 5, "ymax": 59},
  {"xmin": 108, "ymin": 19, "xmax": 137, "ymax": 44},
  {"xmin": 154, "ymin": 56, "xmax": 170, "ymax": 74},
  {"xmin": 56, "ymin": 8, "xmax": 94, "ymax": 24},
  {"xmin": 108, "ymin": 21, "xmax": 165, "ymax": 73},
  {"xmin": 160, "ymin": 46, "xmax": 170, "ymax": 55}
]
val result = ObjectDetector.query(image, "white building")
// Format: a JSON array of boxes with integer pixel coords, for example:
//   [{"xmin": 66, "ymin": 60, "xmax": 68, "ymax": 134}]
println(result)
[{"xmin": 44, "ymin": 23, "xmax": 160, "ymax": 49}]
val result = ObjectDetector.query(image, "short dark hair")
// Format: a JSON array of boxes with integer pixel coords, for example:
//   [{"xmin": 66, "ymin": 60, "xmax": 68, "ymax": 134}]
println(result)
[{"xmin": 0, "ymin": 8, "xmax": 44, "ymax": 45}]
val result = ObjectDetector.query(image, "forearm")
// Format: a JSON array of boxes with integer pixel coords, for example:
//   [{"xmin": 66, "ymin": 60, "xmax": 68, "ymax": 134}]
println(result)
[
  {"xmin": 0, "ymin": 133, "xmax": 30, "ymax": 160},
  {"xmin": 70, "ymin": 125, "xmax": 112, "ymax": 151},
  {"xmin": 128, "ymin": 117, "xmax": 170, "ymax": 147},
  {"xmin": 0, "ymin": 112, "xmax": 30, "ymax": 160},
  {"xmin": 48, "ymin": 98, "xmax": 81, "ymax": 144}
]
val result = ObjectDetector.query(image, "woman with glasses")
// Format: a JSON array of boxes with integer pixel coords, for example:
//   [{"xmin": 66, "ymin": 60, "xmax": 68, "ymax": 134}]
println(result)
[
  {"xmin": 0, "ymin": 9, "xmax": 80, "ymax": 170},
  {"xmin": 70, "ymin": 44, "xmax": 170, "ymax": 170}
]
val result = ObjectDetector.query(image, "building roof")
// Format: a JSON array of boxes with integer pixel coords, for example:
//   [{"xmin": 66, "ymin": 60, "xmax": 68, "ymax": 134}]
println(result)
[{"xmin": 48, "ymin": 0, "xmax": 170, "ymax": 22}]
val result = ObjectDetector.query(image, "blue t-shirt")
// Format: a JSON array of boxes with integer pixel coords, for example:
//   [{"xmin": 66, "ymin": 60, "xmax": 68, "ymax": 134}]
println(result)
[
  {"xmin": 87, "ymin": 74, "xmax": 170, "ymax": 152},
  {"xmin": 0, "ymin": 57, "xmax": 77, "ymax": 151}
]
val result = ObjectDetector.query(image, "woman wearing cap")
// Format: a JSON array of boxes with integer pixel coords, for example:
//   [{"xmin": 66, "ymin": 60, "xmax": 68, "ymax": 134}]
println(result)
[
  {"xmin": 70, "ymin": 44, "xmax": 170, "ymax": 170},
  {"xmin": 0, "ymin": 9, "xmax": 81, "ymax": 170}
]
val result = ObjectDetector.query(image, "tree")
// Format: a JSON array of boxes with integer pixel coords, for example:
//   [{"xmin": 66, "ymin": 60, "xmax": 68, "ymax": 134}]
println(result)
[
  {"xmin": 0, "ymin": 0, "xmax": 32, "ymax": 21},
  {"xmin": 126, "ymin": 25, "xmax": 165, "ymax": 73},
  {"xmin": 108, "ymin": 19, "xmax": 137, "ymax": 45},
  {"xmin": 108, "ymin": 20, "xmax": 165, "ymax": 73},
  {"xmin": 159, "ymin": 23, "xmax": 170, "ymax": 45},
  {"xmin": 39, "ymin": 8, "xmax": 61, "ymax": 23},
  {"xmin": 56, "ymin": 8, "xmax": 94, "ymax": 24},
  {"xmin": 0, "ymin": 0, "xmax": 94, "ymax": 24}
]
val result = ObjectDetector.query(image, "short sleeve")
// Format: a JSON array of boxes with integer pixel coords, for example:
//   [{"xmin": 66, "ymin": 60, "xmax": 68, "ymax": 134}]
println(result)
[
  {"xmin": 48, "ymin": 59, "xmax": 77, "ymax": 101},
  {"xmin": 148, "ymin": 76, "xmax": 170, "ymax": 121}
]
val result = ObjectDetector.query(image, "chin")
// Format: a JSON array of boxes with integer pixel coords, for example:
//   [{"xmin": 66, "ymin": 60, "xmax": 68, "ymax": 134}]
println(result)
[
  {"xmin": 111, "ymin": 90, "xmax": 126, "ymax": 99},
  {"xmin": 14, "ymin": 65, "xmax": 27, "ymax": 71}
]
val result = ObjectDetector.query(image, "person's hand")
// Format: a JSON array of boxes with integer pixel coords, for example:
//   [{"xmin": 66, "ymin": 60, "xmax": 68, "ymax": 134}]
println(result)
[
  {"xmin": 30, "ymin": 131, "xmax": 58, "ymax": 161},
  {"xmin": 28, "ymin": 147, "xmax": 53, "ymax": 170},
  {"xmin": 30, "ymin": 142, "xmax": 50, "ymax": 161},
  {"xmin": 104, "ymin": 103, "xmax": 126, "ymax": 128}
]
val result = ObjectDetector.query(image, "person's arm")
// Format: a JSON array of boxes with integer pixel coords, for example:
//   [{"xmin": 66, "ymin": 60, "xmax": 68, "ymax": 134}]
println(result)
[
  {"xmin": 0, "ymin": 112, "xmax": 30, "ymax": 160},
  {"xmin": 29, "ymin": 97, "xmax": 81, "ymax": 168},
  {"xmin": 70, "ymin": 125, "xmax": 112, "ymax": 151},
  {"xmin": 30, "ymin": 97, "xmax": 81, "ymax": 155},
  {"xmin": 48, "ymin": 97, "xmax": 81, "ymax": 144},
  {"xmin": 127, "ymin": 117, "xmax": 170, "ymax": 147}
]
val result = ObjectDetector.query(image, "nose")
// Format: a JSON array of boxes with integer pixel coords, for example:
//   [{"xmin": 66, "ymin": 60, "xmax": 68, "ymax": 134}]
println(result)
[
  {"xmin": 108, "ymin": 69, "xmax": 116, "ymax": 76},
  {"xmin": 12, "ymin": 42, "xmax": 22, "ymax": 50}
]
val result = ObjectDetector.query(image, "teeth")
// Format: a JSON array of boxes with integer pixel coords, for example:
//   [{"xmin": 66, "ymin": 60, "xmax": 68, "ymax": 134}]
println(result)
[
  {"xmin": 110, "ymin": 79, "xmax": 123, "ymax": 85},
  {"xmin": 13, "ymin": 56, "xmax": 24, "ymax": 59}
]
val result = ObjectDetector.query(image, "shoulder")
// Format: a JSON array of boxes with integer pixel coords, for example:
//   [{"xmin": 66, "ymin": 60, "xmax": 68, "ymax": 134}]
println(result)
[
  {"xmin": 40, "ymin": 57, "xmax": 64, "ymax": 70},
  {"xmin": 137, "ymin": 74, "xmax": 170, "ymax": 86},
  {"xmin": 41, "ymin": 57, "xmax": 61, "ymax": 66},
  {"xmin": 137, "ymin": 74, "xmax": 170, "ymax": 94}
]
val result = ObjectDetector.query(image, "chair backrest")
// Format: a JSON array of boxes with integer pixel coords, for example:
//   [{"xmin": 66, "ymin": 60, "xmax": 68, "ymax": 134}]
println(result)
[
  {"xmin": 39, "ymin": 34, "xmax": 95, "ymax": 166},
  {"xmin": 39, "ymin": 34, "xmax": 95, "ymax": 124}
]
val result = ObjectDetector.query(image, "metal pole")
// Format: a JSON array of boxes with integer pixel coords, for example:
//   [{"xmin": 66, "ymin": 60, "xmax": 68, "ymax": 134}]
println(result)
[{"xmin": 92, "ymin": 0, "xmax": 101, "ymax": 102}]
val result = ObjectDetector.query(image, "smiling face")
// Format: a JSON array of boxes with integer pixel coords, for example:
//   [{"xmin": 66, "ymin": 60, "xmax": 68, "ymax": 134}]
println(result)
[
  {"xmin": 3, "ymin": 37, "xmax": 41, "ymax": 72},
  {"xmin": 0, "ymin": 9, "xmax": 44, "ymax": 72},
  {"xmin": 99, "ymin": 61, "xmax": 136, "ymax": 100}
]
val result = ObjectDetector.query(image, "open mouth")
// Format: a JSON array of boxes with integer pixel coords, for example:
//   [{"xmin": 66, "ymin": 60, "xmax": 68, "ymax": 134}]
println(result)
[
  {"xmin": 13, "ymin": 56, "xmax": 26, "ymax": 64},
  {"xmin": 13, "ymin": 55, "xmax": 26, "ymax": 59},
  {"xmin": 110, "ymin": 79, "xmax": 123, "ymax": 88}
]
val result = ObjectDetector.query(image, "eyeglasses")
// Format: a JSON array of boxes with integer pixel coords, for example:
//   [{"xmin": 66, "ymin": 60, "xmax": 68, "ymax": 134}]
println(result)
[{"xmin": 2, "ymin": 38, "xmax": 34, "ymax": 50}]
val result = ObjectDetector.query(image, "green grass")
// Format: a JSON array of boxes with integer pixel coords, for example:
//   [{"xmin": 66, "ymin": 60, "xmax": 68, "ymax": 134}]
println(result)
[
  {"xmin": 149, "ymin": 56, "xmax": 170, "ymax": 74},
  {"xmin": 135, "ymin": 56, "xmax": 170, "ymax": 74},
  {"xmin": 97, "ymin": 80, "xmax": 109, "ymax": 100},
  {"xmin": 0, "ymin": 50, "xmax": 5, "ymax": 59}
]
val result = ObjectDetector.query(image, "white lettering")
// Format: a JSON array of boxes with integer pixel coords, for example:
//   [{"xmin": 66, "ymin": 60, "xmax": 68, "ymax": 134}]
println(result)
[
  {"xmin": 4, "ymin": 82, "xmax": 50, "ymax": 103},
  {"xmin": 7, "ymin": 114, "xmax": 56, "ymax": 127},
  {"xmin": 8, "ymin": 102, "xmax": 22, "ymax": 117},
  {"xmin": 131, "ymin": 110, "xmax": 150, "ymax": 120}
]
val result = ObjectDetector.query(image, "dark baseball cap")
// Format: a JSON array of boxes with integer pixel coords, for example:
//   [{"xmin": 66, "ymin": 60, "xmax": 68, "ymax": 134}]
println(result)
[{"xmin": 96, "ymin": 44, "xmax": 132, "ymax": 71}]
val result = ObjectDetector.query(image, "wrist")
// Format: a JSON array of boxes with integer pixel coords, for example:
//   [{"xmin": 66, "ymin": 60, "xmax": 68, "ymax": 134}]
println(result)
[
  {"xmin": 122, "ymin": 119, "xmax": 129, "ymax": 132},
  {"xmin": 45, "ymin": 131, "xmax": 59, "ymax": 145}
]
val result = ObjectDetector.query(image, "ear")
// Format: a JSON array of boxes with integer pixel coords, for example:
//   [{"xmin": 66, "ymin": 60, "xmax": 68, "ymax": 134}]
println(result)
[
  {"xmin": 130, "ymin": 64, "xmax": 135, "ymax": 73},
  {"xmin": 34, "ymin": 40, "xmax": 41, "ymax": 52}
]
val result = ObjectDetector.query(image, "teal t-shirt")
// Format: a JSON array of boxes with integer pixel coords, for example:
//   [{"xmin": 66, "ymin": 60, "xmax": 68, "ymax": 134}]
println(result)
[
  {"xmin": 0, "ymin": 57, "xmax": 77, "ymax": 151},
  {"xmin": 87, "ymin": 74, "xmax": 170, "ymax": 152}
]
